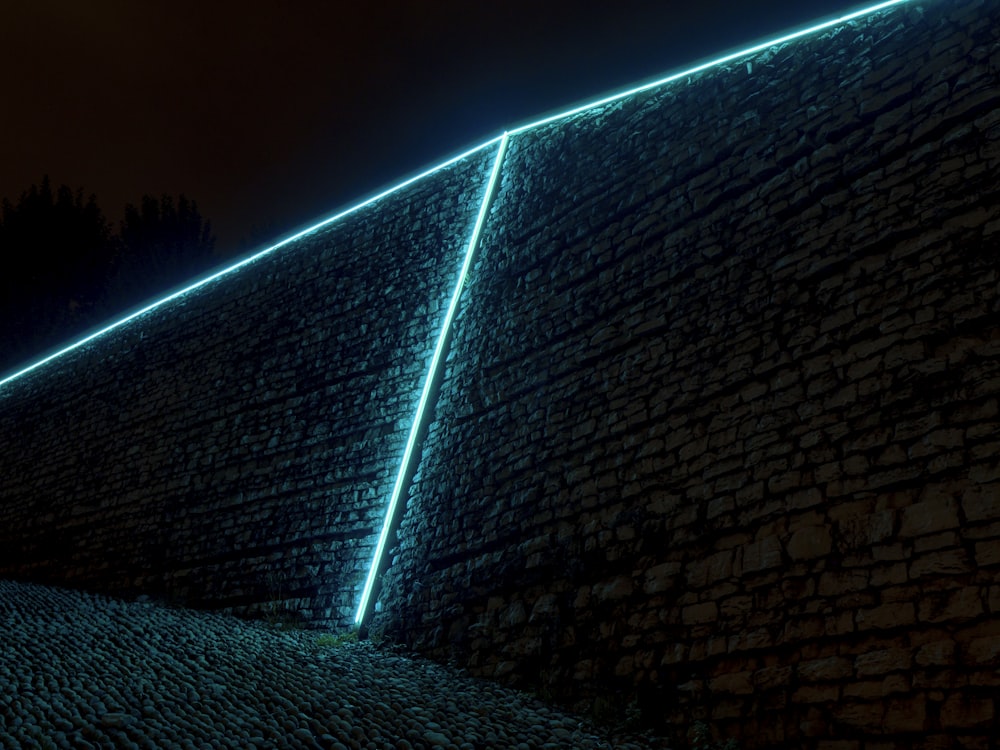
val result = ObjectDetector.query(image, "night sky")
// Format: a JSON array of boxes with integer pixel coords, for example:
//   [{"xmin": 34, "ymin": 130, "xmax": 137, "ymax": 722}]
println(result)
[{"xmin": 4, "ymin": 0, "xmax": 858, "ymax": 254}]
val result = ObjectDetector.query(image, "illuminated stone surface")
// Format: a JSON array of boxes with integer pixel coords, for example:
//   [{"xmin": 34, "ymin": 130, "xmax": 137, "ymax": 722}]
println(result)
[
  {"xmin": 374, "ymin": 1, "xmax": 1000, "ymax": 747},
  {"xmin": 0, "ymin": 145, "xmax": 501, "ymax": 629},
  {"xmin": 1, "ymin": 0, "xmax": 999, "ymax": 748}
]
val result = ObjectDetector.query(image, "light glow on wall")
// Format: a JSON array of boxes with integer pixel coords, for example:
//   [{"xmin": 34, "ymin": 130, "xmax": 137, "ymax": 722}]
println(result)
[
  {"xmin": 0, "ymin": 136, "xmax": 503, "ymax": 391},
  {"xmin": 0, "ymin": 0, "xmax": 912, "ymax": 628},
  {"xmin": 509, "ymin": 0, "xmax": 912, "ymax": 135},
  {"xmin": 354, "ymin": 133, "xmax": 511, "ymax": 626},
  {"xmin": 351, "ymin": 0, "xmax": 912, "ymax": 626}
]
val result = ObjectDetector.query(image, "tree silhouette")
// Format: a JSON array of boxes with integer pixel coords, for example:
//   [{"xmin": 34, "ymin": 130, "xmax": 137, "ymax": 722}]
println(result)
[
  {"xmin": 109, "ymin": 194, "xmax": 216, "ymax": 309},
  {"xmin": 0, "ymin": 180, "xmax": 218, "ymax": 375},
  {"xmin": 0, "ymin": 177, "xmax": 116, "ymax": 371}
]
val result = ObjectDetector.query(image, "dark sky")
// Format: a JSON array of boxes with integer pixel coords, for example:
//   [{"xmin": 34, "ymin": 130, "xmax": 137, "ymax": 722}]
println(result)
[{"xmin": 3, "ymin": 0, "xmax": 861, "ymax": 254}]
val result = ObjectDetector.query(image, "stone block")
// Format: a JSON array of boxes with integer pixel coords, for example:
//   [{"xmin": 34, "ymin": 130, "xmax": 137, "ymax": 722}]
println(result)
[
  {"xmin": 742, "ymin": 535, "xmax": 783, "ymax": 573},
  {"xmin": 686, "ymin": 549, "xmax": 734, "ymax": 588},
  {"xmin": 682, "ymin": 601, "xmax": 718, "ymax": 625},
  {"xmin": 899, "ymin": 498, "xmax": 960, "ymax": 537},
  {"xmin": 529, "ymin": 593, "xmax": 560, "ymax": 622},
  {"xmin": 856, "ymin": 602, "xmax": 916, "ymax": 631},
  {"xmin": 838, "ymin": 510, "xmax": 895, "ymax": 549},
  {"xmin": 643, "ymin": 561, "xmax": 680, "ymax": 594},
  {"xmin": 870, "ymin": 562, "xmax": 908, "ymax": 588},
  {"xmin": 940, "ymin": 695, "xmax": 994, "ymax": 729},
  {"xmin": 793, "ymin": 684, "xmax": 841, "ymax": 703},
  {"xmin": 915, "ymin": 639, "xmax": 956, "ymax": 667},
  {"xmin": 843, "ymin": 674, "xmax": 910, "ymax": 699},
  {"xmin": 871, "ymin": 543, "xmax": 908, "ymax": 562},
  {"xmin": 819, "ymin": 569, "xmax": 870, "ymax": 597},
  {"xmin": 709, "ymin": 670, "xmax": 754, "ymax": 695},
  {"xmin": 914, "ymin": 531, "xmax": 958, "ymax": 553},
  {"xmin": 963, "ymin": 483, "xmax": 1000, "ymax": 521},
  {"xmin": 728, "ymin": 627, "xmax": 774, "ymax": 653},
  {"xmin": 883, "ymin": 695, "xmax": 927, "ymax": 733},
  {"xmin": 918, "ymin": 586, "xmax": 984, "ymax": 624},
  {"xmin": 965, "ymin": 635, "xmax": 1000, "ymax": 665},
  {"xmin": 593, "ymin": 575, "xmax": 634, "ymax": 602},
  {"xmin": 719, "ymin": 595, "xmax": 753, "ymax": 620},
  {"xmin": 798, "ymin": 656, "xmax": 854, "ymax": 682},
  {"xmin": 786, "ymin": 525, "xmax": 833, "ymax": 560},
  {"xmin": 854, "ymin": 647, "xmax": 912, "ymax": 676},
  {"xmin": 909, "ymin": 549, "xmax": 973, "ymax": 579},
  {"xmin": 753, "ymin": 664, "xmax": 793, "ymax": 690},
  {"xmin": 500, "ymin": 600, "xmax": 527, "ymax": 628},
  {"xmin": 834, "ymin": 702, "xmax": 884, "ymax": 731}
]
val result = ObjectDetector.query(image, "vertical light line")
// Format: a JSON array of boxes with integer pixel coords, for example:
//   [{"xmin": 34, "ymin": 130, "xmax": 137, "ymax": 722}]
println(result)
[{"xmin": 354, "ymin": 132, "xmax": 511, "ymax": 626}]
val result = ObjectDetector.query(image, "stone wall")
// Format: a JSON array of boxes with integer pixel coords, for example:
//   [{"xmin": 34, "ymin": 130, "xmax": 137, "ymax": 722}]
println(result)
[
  {"xmin": 0, "ymin": 145, "xmax": 500, "ymax": 631},
  {"xmin": 2, "ymin": 0, "xmax": 999, "ymax": 747},
  {"xmin": 375, "ymin": 1, "xmax": 1000, "ymax": 747}
]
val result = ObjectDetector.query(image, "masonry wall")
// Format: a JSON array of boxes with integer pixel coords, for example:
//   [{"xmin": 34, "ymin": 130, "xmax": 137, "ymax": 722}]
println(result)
[
  {"xmin": 0, "ymin": 146, "xmax": 499, "ymax": 630},
  {"xmin": 375, "ymin": 1, "xmax": 1000, "ymax": 748},
  {"xmin": 2, "ymin": 1, "xmax": 999, "ymax": 748}
]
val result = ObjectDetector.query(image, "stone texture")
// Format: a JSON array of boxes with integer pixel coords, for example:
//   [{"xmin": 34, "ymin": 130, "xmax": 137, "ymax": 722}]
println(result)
[
  {"xmin": 2, "ymin": 2, "xmax": 1000, "ymax": 750},
  {"xmin": 378, "ymin": 5, "xmax": 1000, "ymax": 749},
  {"xmin": 0, "ymin": 146, "xmax": 502, "ymax": 631}
]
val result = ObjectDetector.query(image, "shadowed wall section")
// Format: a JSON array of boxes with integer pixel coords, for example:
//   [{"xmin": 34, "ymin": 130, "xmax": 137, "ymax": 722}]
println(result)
[
  {"xmin": 0, "ymin": 145, "xmax": 500, "ymax": 630},
  {"xmin": 374, "ymin": 1, "xmax": 1000, "ymax": 747}
]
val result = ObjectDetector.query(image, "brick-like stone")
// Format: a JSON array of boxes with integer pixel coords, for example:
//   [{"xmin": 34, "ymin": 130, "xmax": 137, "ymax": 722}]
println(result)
[
  {"xmin": 742, "ymin": 536, "xmax": 783, "ymax": 573},
  {"xmin": 793, "ymin": 684, "xmax": 841, "ymax": 703},
  {"xmin": 963, "ymin": 483, "xmax": 1000, "ymax": 522},
  {"xmin": 915, "ymin": 639, "xmax": 956, "ymax": 667},
  {"xmin": 965, "ymin": 635, "xmax": 1000, "ymax": 665},
  {"xmin": 899, "ymin": 498, "xmax": 960, "ymax": 537},
  {"xmin": 909, "ymin": 549, "xmax": 973, "ymax": 578},
  {"xmin": 834, "ymin": 703, "xmax": 884, "ymax": 731},
  {"xmin": 683, "ymin": 601, "xmax": 719, "ymax": 625},
  {"xmin": 643, "ymin": 561, "xmax": 680, "ymax": 594},
  {"xmin": 799, "ymin": 656, "xmax": 854, "ymax": 682},
  {"xmin": 753, "ymin": 664, "xmax": 793, "ymax": 690},
  {"xmin": 940, "ymin": 694, "xmax": 994, "ymax": 728},
  {"xmin": 838, "ymin": 511, "xmax": 895, "ymax": 549},
  {"xmin": 856, "ymin": 602, "xmax": 916, "ymax": 631},
  {"xmin": 819, "ymin": 569, "xmax": 870, "ymax": 596},
  {"xmin": 918, "ymin": 586, "xmax": 984, "ymax": 624},
  {"xmin": 787, "ymin": 525, "xmax": 833, "ymax": 560},
  {"xmin": 686, "ymin": 549, "xmax": 734, "ymax": 588},
  {"xmin": 593, "ymin": 576, "xmax": 634, "ymax": 602},
  {"xmin": 883, "ymin": 695, "xmax": 927, "ymax": 733},
  {"xmin": 709, "ymin": 671, "xmax": 754, "ymax": 695},
  {"xmin": 974, "ymin": 541, "xmax": 1000, "ymax": 567},
  {"xmin": 854, "ymin": 647, "xmax": 912, "ymax": 676}
]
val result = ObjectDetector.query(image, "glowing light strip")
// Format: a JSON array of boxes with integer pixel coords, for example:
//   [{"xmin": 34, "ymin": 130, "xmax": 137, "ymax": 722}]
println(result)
[
  {"xmin": 1, "ymin": 1, "xmax": 909, "ymax": 395},
  {"xmin": 508, "ymin": 0, "xmax": 912, "ymax": 135},
  {"xmin": 0, "ymin": 136, "xmax": 504, "ymax": 391},
  {"xmin": 354, "ymin": 133, "xmax": 510, "ymax": 626},
  {"xmin": 352, "ymin": 0, "xmax": 912, "ymax": 625}
]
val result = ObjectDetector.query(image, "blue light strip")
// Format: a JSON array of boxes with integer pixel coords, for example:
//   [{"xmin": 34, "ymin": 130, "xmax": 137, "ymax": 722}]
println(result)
[
  {"xmin": 354, "ymin": 133, "xmax": 510, "ymax": 626},
  {"xmin": 508, "ymin": 0, "xmax": 912, "ymax": 135},
  {"xmin": 0, "ymin": 0, "xmax": 908, "ymax": 394},
  {"xmin": 351, "ymin": 0, "xmax": 912, "ymax": 626},
  {"xmin": 0, "ymin": 0, "xmax": 911, "ymax": 629},
  {"xmin": 0, "ymin": 136, "xmax": 504, "ymax": 391}
]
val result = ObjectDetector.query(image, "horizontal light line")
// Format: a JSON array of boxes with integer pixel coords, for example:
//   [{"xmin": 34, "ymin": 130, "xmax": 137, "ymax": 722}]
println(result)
[
  {"xmin": 508, "ymin": 0, "xmax": 912, "ymax": 135},
  {"xmin": 0, "ymin": 135, "xmax": 505, "ymax": 391}
]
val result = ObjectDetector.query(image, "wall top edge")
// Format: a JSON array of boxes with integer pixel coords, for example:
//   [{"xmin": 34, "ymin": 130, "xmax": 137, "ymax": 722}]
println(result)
[{"xmin": 0, "ymin": 0, "xmax": 919, "ymax": 391}]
